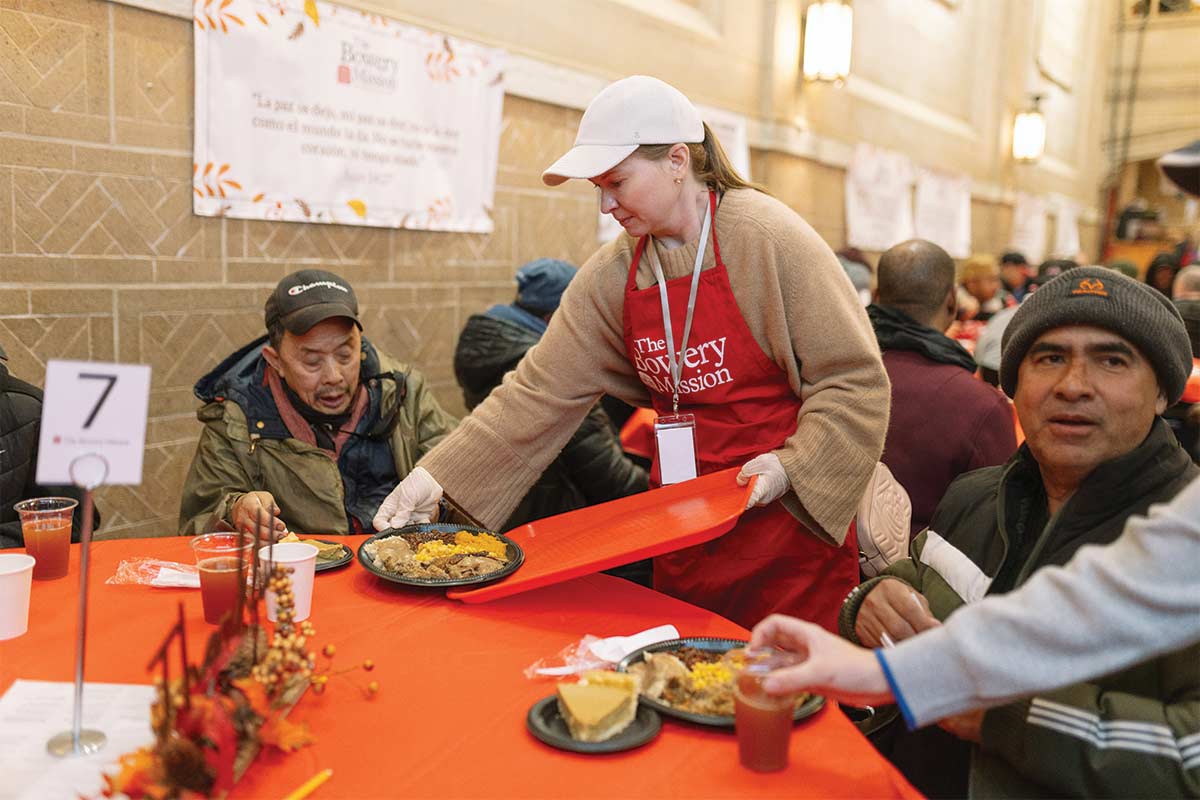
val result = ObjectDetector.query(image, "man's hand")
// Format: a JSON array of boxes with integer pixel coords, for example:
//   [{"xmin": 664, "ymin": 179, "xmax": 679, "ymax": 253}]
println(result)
[
  {"xmin": 736, "ymin": 453, "xmax": 789, "ymax": 509},
  {"xmin": 373, "ymin": 467, "xmax": 443, "ymax": 530},
  {"xmin": 748, "ymin": 614, "xmax": 894, "ymax": 707},
  {"xmin": 938, "ymin": 709, "xmax": 984, "ymax": 743},
  {"xmin": 855, "ymin": 578, "xmax": 940, "ymax": 648},
  {"xmin": 230, "ymin": 491, "xmax": 288, "ymax": 541}
]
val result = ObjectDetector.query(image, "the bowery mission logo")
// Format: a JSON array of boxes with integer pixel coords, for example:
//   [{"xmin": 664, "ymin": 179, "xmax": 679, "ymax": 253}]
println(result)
[{"xmin": 633, "ymin": 335, "xmax": 734, "ymax": 395}]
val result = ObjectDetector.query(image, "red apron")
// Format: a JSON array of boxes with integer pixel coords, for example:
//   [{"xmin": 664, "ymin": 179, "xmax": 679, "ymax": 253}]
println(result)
[{"xmin": 621, "ymin": 192, "xmax": 858, "ymax": 632}]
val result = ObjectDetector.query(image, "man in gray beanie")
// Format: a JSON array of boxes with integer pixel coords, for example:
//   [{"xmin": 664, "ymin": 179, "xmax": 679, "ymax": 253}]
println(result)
[{"xmin": 838, "ymin": 267, "xmax": 1199, "ymax": 797}]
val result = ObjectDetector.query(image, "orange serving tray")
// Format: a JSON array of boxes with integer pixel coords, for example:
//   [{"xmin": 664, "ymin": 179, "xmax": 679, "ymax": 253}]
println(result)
[{"xmin": 446, "ymin": 467, "xmax": 752, "ymax": 603}]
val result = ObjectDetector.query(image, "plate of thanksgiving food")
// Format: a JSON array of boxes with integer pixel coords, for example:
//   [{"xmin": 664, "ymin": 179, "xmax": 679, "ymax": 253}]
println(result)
[
  {"xmin": 617, "ymin": 637, "xmax": 825, "ymax": 727},
  {"xmin": 357, "ymin": 523, "xmax": 524, "ymax": 588},
  {"xmin": 276, "ymin": 533, "xmax": 354, "ymax": 572},
  {"xmin": 526, "ymin": 670, "xmax": 662, "ymax": 754}
]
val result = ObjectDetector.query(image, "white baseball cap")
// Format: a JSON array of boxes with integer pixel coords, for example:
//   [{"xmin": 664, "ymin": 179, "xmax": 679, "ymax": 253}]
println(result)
[{"xmin": 541, "ymin": 75, "xmax": 704, "ymax": 187}]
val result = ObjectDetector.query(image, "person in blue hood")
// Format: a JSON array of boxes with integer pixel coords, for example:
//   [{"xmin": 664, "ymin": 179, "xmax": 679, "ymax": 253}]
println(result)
[{"xmin": 453, "ymin": 259, "xmax": 648, "ymax": 535}]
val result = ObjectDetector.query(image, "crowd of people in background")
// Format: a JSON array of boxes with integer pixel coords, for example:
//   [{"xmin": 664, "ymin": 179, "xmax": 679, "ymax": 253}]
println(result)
[{"xmin": 3, "ymin": 72, "xmax": 1199, "ymax": 800}]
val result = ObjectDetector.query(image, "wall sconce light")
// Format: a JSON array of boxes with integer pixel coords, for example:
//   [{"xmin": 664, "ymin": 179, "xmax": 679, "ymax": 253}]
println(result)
[
  {"xmin": 1012, "ymin": 94, "xmax": 1046, "ymax": 163},
  {"xmin": 803, "ymin": 1, "xmax": 853, "ymax": 83}
]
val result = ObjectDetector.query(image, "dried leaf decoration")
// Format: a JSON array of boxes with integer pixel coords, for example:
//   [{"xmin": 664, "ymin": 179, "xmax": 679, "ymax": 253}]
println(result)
[
  {"xmin": 304, "ymin": 0, "xmax": 320, "ymax": 27},
  {"xmin": 258, "ymin": 716, "xmax": 316, "ymax": 752},
  {"xmin": 346, "ymin": 199, "xmax": 367, "ymax": 218}
]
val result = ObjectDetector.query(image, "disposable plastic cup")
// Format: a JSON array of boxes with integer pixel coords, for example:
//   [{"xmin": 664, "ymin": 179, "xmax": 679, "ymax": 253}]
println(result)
[
  {"xmin": 191, "ymin": 533, "xmax": 254, "ymax": 625},
  {"xmin": 259, "ymin": 542, "xmax": 318, "ymax": 623},
  {"xmin": 0, "ymin": 554, "xmax": 36, "ymax": 640},
  {"xmin": 725, "ymin": 647, "xmax": 800, "ymax": 772},
  {"xmin": 14, "ymin": 497, "xmax": 76, "ymax": 580}
]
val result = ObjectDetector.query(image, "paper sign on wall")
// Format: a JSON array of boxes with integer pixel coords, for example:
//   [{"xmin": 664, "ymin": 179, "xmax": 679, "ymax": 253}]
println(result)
[
  {"xmin": 194, "ymin": 0, "xmax": 505, "ymax": 232},
  {"xmin": 846, "ymin": 144, "xmax": 915, "ymax": 252},
  {"xmin": 914, "ymin": 168, "xmax": 972, "ymax": 259},
  {"xmin": 36, "ymin": 361, "xmax": 152, "ymax": 486},
  {"xmin": 1051, "ymin": 196, "xmax": 1081, "ymax": 259},
  {"xmin": 1009, "ymin": 192, "xmax": 1048, "ymax": 264}
]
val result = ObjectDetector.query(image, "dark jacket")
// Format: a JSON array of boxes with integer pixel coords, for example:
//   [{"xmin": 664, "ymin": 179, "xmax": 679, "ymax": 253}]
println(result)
[
  {"xmin": 454, "ymin": 312, "xmax": 647, "ymax": 529},
  {"xmin": 844, "ymin": 420, "xmax": 1200, "ymax": 798},
  {"xmin": 0, "ymin": 363, "xmax": 96, "ymax": 548},
  {"xmin": 869, "ymin": 305, "xmax": 1017, "ymax": 533},
  {"xmin": 179, "ymin": 336, "xmax": 456, "ymax": 534}
]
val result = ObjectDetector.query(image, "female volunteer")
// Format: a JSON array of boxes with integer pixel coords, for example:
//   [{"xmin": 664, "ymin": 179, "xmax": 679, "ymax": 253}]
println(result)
[{"xmin": 375, "ymin": 76, "xmax": 889, "ymax": 631}]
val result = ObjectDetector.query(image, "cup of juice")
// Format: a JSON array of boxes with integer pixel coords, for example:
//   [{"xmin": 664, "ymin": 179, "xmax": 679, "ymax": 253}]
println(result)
[
  {"xmin": 191, "ymin": 533, "xmax": 253, "ymax": 625},
  {"xmin": 725, "ymin": 647, "xmax": 800, "ymax": 772},
  {"xmin": 14, "ymin": 497, "xmax": 77, "ymax": 580}
]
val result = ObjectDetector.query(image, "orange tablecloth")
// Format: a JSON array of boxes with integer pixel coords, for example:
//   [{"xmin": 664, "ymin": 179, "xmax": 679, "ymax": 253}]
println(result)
[{"xmin": 0, "ymin": 537, "xmax": 922, "ymax": 799}]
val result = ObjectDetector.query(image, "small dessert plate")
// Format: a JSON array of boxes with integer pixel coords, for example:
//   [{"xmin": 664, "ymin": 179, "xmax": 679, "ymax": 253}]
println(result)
[{"xmin": 525, "ymin": 695, "xmax": 661, "ymax": 754}]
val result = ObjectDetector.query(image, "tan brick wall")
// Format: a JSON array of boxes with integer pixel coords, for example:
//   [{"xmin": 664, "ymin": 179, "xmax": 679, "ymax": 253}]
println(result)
[
  {"xmin": 0, "ymin": 0, "xmax": 601, "ymax": 539},
  {"xmin": 0, "ymin": 0, "xmax": 1101, "ymax": 540}
]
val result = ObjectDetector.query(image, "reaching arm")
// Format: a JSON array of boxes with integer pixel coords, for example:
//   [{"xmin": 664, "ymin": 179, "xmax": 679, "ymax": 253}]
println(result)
[{"xmin": 884, "ymin": 476, "xmax": 1200, "ymax": 727}]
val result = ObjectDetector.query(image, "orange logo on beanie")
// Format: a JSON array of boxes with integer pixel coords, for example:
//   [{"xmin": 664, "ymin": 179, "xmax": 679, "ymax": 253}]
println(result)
[{"xmin": 1071, "ymin": 278, "xmax": 1108, "ymax": 297}]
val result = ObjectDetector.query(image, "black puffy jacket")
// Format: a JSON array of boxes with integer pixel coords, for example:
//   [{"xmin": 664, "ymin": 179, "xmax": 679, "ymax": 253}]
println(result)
[
  {"xmin": 0, "ymin": 363, "xmax": 97, "ymax": 548},
  {"xmin": 453, "ymin": 313, "xmax": 648, "ymax": 529}
]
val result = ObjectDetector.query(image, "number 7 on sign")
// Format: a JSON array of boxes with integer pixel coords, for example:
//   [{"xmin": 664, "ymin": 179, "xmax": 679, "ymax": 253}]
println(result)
[
  {"xmin": 79, "ymin": 373, "xmax": 117, "ymax": 429},
  {"xmin": 37, "ymin": 360, "xmax": 151, "ymax": 486}
]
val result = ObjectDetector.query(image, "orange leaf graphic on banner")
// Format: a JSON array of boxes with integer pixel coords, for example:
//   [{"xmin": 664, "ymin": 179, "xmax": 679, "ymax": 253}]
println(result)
[
  {"xmin": 195, "ymin": 162, "xmax": 246, "ymax": 203},
  {"xmin": 252, "ymin": 192, "xmax": 265, "ymax": 202},
  {"xmin": 346, "ymin": 199, "xmax": 367, "ymax": 218},
  {"xmin": 304, "ymin": 0, "xmax": 319, "ymax": 27},
  {"xmin": 256, "ymin": 11, "xmax": 268, "ymax": 24}
]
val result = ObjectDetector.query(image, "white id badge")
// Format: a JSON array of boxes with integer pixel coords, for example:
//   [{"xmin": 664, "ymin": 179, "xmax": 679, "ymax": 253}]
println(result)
[{"xmin": 654, "ymin": 413, "xmax": 698, "ymax": 485}]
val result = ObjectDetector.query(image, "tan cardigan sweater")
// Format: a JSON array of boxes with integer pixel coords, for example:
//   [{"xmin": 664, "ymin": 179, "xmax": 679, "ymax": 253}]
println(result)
[{"xmin": 422, "ymin": 189, "xmax": 890, "ymax": 544}]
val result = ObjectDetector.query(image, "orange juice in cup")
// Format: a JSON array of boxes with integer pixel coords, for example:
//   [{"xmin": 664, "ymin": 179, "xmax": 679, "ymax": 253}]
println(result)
[
  {"xmin": 191, "ymin": 533, "xmax": 253, "ymax": 625},
  {"xmin": 14, "ymin": 498, "xmax": 77, "ymax": 580}
]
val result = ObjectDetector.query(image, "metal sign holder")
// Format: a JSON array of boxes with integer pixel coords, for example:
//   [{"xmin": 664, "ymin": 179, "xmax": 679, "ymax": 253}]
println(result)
[{"xmin": 46, "ymin": 452, "xmax": 110, "ymax": 757}]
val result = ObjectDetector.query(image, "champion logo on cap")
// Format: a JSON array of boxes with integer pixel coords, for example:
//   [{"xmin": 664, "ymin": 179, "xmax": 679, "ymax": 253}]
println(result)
[
  {"xmin": 288, "ymin": 280, "xmax": 349, "ymax": 296},
  {"xmin": 1071, "ymin": 278, "xmax": 1108, "ymax": 297}
]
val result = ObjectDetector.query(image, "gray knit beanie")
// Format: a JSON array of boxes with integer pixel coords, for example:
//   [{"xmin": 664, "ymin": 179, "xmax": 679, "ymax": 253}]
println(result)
[{"xmin": 1000, "ymin": 266, "xmax": 1192, "ymax": 403}]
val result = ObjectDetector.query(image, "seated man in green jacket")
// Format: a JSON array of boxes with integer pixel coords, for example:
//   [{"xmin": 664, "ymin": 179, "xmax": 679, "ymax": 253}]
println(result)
[
  {"xmin": 179, "ymin": 269, "xmax": 456, "ymax": 537},
  {"xmin": 840, "ymin": 268, "xmax": 1200, "ymax": 798}
]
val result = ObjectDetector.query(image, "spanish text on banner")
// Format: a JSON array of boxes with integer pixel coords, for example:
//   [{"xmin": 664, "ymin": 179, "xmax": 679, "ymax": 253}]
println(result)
[{"xmin": 193, "ymin": 0, "xmax": 505, "ymax": 232}]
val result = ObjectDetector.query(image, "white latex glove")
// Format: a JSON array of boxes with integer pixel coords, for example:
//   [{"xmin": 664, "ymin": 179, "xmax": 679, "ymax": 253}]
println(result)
[
  {"xmin": 736, "ymin": 453, "xmax": 790, "ymax": 509},
  {"xmin": 372, "ymin": 466, "xmax": 444, "ymax": 530}
]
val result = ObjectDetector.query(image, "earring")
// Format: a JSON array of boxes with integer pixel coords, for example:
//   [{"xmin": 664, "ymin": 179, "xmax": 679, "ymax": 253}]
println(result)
[{"xmin": 674, "ymin": 177, "xmax": 682, "ymax": 184}]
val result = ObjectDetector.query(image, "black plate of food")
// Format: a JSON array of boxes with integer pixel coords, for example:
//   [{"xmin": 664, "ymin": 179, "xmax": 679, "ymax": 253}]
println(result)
[
  {"xmin": 308, "ymin": 539, "xmax": 354, "ymax": 572},
  {"xmin": 617, "ymin": 637, "xmax": 825, "ymax": 728},
  {"xmin": 357, "ymin": 523, "xmax": 524, "ymax": 588},
  {"xmin": 526, "ymin": 695, "xmax": 661, "ymax": 754}
]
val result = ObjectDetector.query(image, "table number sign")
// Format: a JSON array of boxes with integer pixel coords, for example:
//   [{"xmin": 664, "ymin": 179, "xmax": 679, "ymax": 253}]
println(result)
[{"xmin": 35, "ymin": 361, "xmax": 152, "ymax": 486}]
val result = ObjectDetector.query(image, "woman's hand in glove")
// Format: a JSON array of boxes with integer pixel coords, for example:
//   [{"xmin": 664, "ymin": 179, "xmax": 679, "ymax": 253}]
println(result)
[
  {"xmin": 372, "ymin": 466, "xmax": 444, "ymax": 530},
  {"xmin": 736, "ymin": 453, "xmax": 790, "ymax": 509}
]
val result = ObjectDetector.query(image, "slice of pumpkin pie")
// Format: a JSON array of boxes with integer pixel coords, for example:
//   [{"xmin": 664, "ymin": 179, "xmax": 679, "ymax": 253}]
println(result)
[{"xmin": 556, "ymin": 671, "xmax": 638, "ymax": 742}]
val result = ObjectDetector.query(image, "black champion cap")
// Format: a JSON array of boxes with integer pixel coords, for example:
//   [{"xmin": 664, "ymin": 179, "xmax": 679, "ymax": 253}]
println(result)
[{"xmin": 264, "ymin": 269, "xmax": 362, "ymax": 335}]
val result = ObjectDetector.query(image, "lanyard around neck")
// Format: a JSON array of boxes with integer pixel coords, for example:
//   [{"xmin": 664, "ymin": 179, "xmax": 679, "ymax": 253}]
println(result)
[{"xmin": 646, "ymin": 195, "xmax": 713, "ymax": 413}]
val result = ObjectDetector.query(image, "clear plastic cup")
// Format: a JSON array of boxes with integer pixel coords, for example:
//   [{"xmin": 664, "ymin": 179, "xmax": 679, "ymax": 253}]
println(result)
[
  {"xmin": 0, "ymin": 554, "xmax": 36, "ymax": 639},
  {"xmin": 14, "ymin": 497, "xmax": 77, "ymax": 580},
  {"xmin": 725, "ymin": 647, "xmax": 801, "ymax": 772},
  {"xmin": 191, "ymin": 533, "xmax": 254, "ymax": 625},
  {"xmin": 259, "ymin": 542, "xmax": 318, "ymax": 623}
]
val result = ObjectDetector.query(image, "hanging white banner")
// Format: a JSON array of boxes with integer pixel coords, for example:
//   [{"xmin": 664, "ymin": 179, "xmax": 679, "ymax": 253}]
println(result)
[
  {"xmin": 193, "ymin": 0, "xmax": 505, "ymax": 232},
  {"xmin": 597, "ymin": 103, "xmax": 752, "ymax": 243},
  {"xmin": 914, "ymin": 168, "xmax": 972, "ymax": 259},
  {"xmin": 845, "ymin": 144, "xmax": 915, "ymax": 252},
  {"xmin": 1010, "ymin": 192, "xmax": 1048, "ymax": 264},
  {"xmin": 1050, "ymin": 196, "xmax": 1081, "ymax": 259}
]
